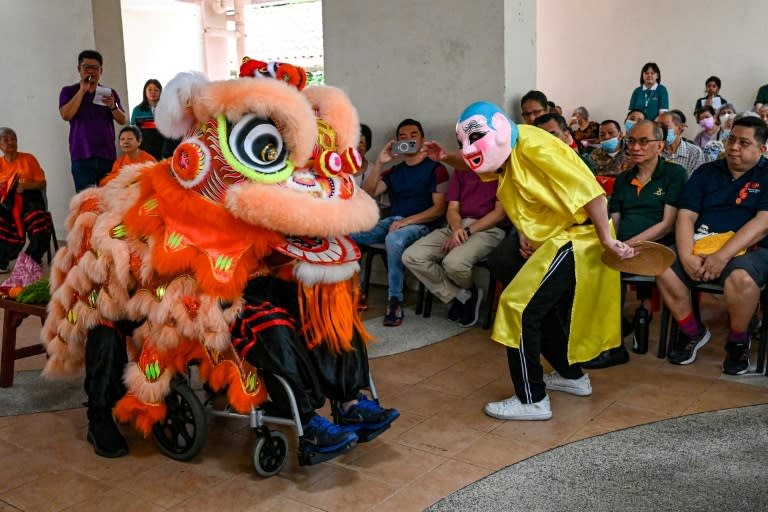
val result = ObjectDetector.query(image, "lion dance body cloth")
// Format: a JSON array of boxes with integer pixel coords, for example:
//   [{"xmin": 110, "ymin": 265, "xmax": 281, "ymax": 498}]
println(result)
[{"xmin": 41, "ymin": 65, "xmax": 380, "ymax": 436}]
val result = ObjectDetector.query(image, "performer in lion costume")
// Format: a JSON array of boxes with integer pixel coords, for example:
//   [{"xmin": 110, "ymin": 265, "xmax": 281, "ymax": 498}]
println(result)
[{"xmin": 42, "ymin": 59, "xmax": 398, "ymax": 461}]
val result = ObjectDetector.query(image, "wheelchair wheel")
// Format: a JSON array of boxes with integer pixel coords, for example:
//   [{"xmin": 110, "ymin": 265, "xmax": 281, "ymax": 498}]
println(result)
[
  {"xmin": 252, "ymin": 430, "xmax": 288, "ymax": 477},
  {"xmin": 152, "ymin": 377, "xmax": 207, "ymax": 461}
]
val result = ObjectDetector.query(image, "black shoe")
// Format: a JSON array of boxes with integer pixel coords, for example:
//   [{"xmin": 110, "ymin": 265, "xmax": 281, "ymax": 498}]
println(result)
[
  {"xmin": 459, "ymin": 286, "xmax": 484, "ymax": 328},
  {"xmin": 582, "ymin": 345, "xmax": 630, "ymax": 369},
  {"xmin": 723, "ymin": 339, "xmax": 751, "ymax": 375},
  {"xmin": 87, "ymin": 414, "xmax": 128, "ymax": 458},
  {"xmin": 669, "ymin": 327, "xmax": 711, "ymax": 365},
  {"xmin": 382, "ymin": 297, "xmax": 403, "ymax": 326},
  {"xmin": 448, "ymin": 299, "xmax": 462, "ymax": 322}
]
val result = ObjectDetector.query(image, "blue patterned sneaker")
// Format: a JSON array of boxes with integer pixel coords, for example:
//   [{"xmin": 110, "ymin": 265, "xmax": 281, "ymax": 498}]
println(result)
[
  {"xmin": 301, "ymin": 414, "xmax": 358, "ymax": 454},
  {"xmin": 336, "ymin": 394, "xmax": 400, "ymax": 434}
]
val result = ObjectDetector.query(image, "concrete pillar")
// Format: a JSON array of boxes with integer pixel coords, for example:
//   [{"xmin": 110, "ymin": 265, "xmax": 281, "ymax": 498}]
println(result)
[{"xmin": 323, "ymin": 0, "xmax": 536, "ymax": 151}]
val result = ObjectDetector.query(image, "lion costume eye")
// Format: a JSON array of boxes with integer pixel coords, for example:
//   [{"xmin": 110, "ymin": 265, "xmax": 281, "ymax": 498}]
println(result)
[{"xmin": 218, "ymin": 113, "xmax": 295, "ymax": 183}]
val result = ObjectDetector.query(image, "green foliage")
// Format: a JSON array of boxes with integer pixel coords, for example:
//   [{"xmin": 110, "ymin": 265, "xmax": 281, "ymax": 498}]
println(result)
[{"xmin": 16, "ymin": 279, "xmax": 51, "ymax": 304}]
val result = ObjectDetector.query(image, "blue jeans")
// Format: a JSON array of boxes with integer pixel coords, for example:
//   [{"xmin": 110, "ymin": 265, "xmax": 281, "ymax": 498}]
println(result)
[
  {"xmin": 351, "ymin": 216, "xmax": 430, "ymax": 301},
  {"xmin": 71, "ymin": 158, "xmax": 114, "ymax": 192}
]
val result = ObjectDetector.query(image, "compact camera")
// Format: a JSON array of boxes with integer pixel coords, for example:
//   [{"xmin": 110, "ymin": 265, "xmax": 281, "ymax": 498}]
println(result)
[{"xmin": 391, "ymin": 140, "xmax": 418, "ymax": 155}]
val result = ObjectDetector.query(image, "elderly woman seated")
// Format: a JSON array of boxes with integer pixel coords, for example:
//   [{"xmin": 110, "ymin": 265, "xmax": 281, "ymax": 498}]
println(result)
[{"xmin": 0, "ymin": 127, "xmax": 53, "ymax": 287}]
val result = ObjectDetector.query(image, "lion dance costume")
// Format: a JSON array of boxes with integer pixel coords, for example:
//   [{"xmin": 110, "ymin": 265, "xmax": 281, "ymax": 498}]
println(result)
[{"xmin": 42, "ymin": 59, "xmax": 398, "ymax": 460}]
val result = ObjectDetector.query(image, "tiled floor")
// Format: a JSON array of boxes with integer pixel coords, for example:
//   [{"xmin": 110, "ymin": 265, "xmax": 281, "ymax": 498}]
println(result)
[{"xmin": 1, "ymin": 288, "xmax": 767, "ymax": 511}]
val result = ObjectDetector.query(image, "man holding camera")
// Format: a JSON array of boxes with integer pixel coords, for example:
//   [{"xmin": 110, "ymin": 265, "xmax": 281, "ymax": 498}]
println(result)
[
  {"xmin": 352, "ymin": 119, "xmax": 449, "ymax": 326},
  {"xmin": 59, "ymin": 49, "xmax": 126, "ymax": 192}
]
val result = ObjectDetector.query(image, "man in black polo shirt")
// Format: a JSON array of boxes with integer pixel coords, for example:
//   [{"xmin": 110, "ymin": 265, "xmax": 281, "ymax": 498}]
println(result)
[
  {"xmin": 584, "ymin": 120, "xmax": 687, "ymax": 368},
  {"xmin": 657, "ymin": 116, "xmax": 768, "ymax": 375}
]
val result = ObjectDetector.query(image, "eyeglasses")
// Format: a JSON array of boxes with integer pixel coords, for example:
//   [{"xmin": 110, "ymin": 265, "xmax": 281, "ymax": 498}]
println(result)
[
  {"xmin": 522, "ymin": 108, "xmax": 545, "ymax": 118},
  {"xmin": 625, "ymin": 137, "xmax": 662, "ymax": 147},
  {"xmin": 80, "ymin": 64, "xmax": 101, "ymax": 71}
]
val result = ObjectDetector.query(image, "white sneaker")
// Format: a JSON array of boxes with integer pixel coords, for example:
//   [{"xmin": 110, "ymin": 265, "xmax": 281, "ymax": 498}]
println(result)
[
  {"xmin": 543, "ymin": 371, "xmax": 592, "ymax": 396},
  {"xmin": 483, "ymin": 395, "xmax": 552, "ymax": 421}
]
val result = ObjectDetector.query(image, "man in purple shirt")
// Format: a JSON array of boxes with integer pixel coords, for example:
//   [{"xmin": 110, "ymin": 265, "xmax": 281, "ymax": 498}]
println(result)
[
  {"xmin": 59, "ymin": 50, "xmax": 127, "ymax": 191},
  {"xmin": 403, "ymin": 168, "xmax": 505, "ymax": 327}
]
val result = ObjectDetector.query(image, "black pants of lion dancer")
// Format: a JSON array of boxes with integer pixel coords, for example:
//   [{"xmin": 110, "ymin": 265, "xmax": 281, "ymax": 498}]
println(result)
[
  {"xmin": 232, "ymin": 276, "xmax": 369, "ymax": 425},
  {"xmin": 501, "ymin": 242, "xmax": 585, "ymax": 404}
]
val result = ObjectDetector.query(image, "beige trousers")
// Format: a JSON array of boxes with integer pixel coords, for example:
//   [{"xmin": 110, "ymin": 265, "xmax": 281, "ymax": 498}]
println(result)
[{"xmin": 402, "ymin": 220, "xmax": 505, "ymax": 304}]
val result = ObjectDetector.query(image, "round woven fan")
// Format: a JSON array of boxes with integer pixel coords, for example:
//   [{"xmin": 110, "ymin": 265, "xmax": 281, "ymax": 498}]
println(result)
[{"xmin": 601, "ymin": 241, "xmax": 676, "ymax": 276}]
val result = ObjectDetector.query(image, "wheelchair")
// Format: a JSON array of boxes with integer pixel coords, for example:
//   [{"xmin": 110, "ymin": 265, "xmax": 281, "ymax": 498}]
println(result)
[{"xmin": 149, "ymin": 367, "xmax": 384, "ymax": 477}]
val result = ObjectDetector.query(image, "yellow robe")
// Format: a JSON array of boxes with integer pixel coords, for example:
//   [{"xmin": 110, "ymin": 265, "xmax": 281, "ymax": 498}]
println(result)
[{"xmin": 491, "ymin": 125, "xmax": 620, "ymax": 364}]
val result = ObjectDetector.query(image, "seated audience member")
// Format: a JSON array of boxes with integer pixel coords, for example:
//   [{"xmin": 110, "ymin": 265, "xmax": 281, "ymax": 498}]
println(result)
[
  {"xmin": 656, "ymin": 116, "xmax": 768, "ymax": 375},
  {"xmin": 0, "ymin": 128, "xmax": 53, "ymax": 284},
  {"xmin": 584, "ymin": 121, "xmax": 687, "ymax": 368},
  {"xmin": 660, "ymin": 111, "xmax": 705, "ymax": 177},
  {"xmin": 355, "ymin": 123, "xmax": 390, "ymax": 216},
  {"xmin": 547, "ymin": 101, "xmax": 559, "ymax": 114},
  {"xmin": 534, "ymin": 113, "xmax": 577, "ymax": 150},
  {"xmin": 99, "ymin": 126, "xmax": 156, "ymax": 186},
  {"xmin": 585, "ymin": 120, "xmax": 633, "ymax": 178},
  {"xmin": 759, "ymin": 105, "xmax": 768, "ymax": 124},
  {"xmin": 754, "ymin": 83, "xmax": 768, "ymax": 111},
  {"xmin": 352, "ymin": 119, "xmax": 449, "ymax": 326},
  {"xmin": 693, "ymin": 76, "xmax": 728, "ymax": 115},
  {"xmin": 403, "ymin": 166, "xmax": 505, "ymax": 328},
  {"xmin": 520, "ymin": 90, "xmax": 550, "ymax": 125},
  {"xmin": 716, "ymin": 104, "xmax": 736, "ymax": 140},
  {"xmin": 130, "ymin": 79, "xmax": 166, "ymax": 159},
  {"xmin": 693, "ymin": 106, "xmax": 719, "ymax": 148},
  {"xmin": 570, "ymin": 107, "xmax": 599, "ymax": 152},
  {"xmin": 624, "ymin": 109, "xmax": 645, "ymax": 134}
]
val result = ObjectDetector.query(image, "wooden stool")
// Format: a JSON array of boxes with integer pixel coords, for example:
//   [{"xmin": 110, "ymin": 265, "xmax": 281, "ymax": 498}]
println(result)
[{"xmin": 0, "ymin": 298, "xmax": 47, "ymax": 387}]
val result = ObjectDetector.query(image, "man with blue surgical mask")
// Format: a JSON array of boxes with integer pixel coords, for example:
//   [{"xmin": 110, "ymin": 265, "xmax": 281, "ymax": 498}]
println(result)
[
  {"xmin": 660, "ymin": 110, "xmax": 705, "ymax": 177},
  {"xmin": 585, "ymin": 120, "xmax": 633, "ymax": 178}
]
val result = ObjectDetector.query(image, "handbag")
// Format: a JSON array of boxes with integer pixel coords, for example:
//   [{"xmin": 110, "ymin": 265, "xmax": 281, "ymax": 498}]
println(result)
[{"xmin": 692, "ymin": 232, "xmax": 746, "ymax": 256}]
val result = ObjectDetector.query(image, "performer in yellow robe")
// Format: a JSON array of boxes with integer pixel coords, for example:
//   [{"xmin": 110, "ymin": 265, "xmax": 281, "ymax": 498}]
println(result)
[{"xmin": 425, "ymin": 101, "xmax": 635, "ymax": 420}]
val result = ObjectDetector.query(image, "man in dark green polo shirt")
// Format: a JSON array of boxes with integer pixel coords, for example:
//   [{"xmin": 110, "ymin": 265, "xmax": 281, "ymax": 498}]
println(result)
[{"xmin": 583, "ymin": 120, "xmax": 687, "ymax": 368}]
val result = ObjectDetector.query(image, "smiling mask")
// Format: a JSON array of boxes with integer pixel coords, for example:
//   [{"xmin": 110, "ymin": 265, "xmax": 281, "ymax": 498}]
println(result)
[{"xmin": 456, "ymin": 101, "xmax": 517, "ymax": 174}]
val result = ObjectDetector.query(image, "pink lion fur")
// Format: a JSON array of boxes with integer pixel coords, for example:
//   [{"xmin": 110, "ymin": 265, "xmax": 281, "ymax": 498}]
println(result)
[
  {"xmin": 194, "ymin": 78, "xmax": 317, "ymax": 168},
  {"xmin": 227, "ymin": 180, "xmax": 380, "ymax": 237}
]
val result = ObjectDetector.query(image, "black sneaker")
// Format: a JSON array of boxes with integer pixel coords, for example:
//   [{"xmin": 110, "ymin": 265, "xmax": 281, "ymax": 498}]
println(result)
[
  {"xmin": 447, "ymin": 298, "xmax": 462, "ymax": 322},
  {"xmin": 669, "ymin": 327, "xmax": 711, "ymax": 365},
  {"xmin": 382, "ymin": 297, "xmax": 403, "ymax": 326},
  {"xmin": 459, "ymin": 286, "xmax": 484, "ymax": 328},
  {"xmin": 723, "ymin": 339, "xmax": 751, "ymax": 375},
  {"xmin": 301, "ymin": 414, "xmax": 358, "ymax": 454}
]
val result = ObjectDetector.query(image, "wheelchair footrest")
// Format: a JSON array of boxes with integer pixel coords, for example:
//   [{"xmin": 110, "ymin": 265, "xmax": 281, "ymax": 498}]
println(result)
[
  {"xmin": 354, "ymin": 423, "xmax": 391, "ymax": 443},
  {"xmin": 298, "ymin": 440, "xmax": 357, "ymax": 466}
]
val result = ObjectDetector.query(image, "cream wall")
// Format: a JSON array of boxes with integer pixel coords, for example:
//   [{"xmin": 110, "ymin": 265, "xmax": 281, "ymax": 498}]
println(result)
[
  {"xmin": 0, "ymin": 0, "xmax": 127, "ymax": 237},
  {"xmin": 537, "ymin": 0, "xmax": 768, "ymax": 135},
  {"xmin": 122, "ymin": 1, "xmax": 204, "ymax": 110},
  {"xmin": 323, "ymin": 0, "xmax": 536, "ymax": 153}
]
